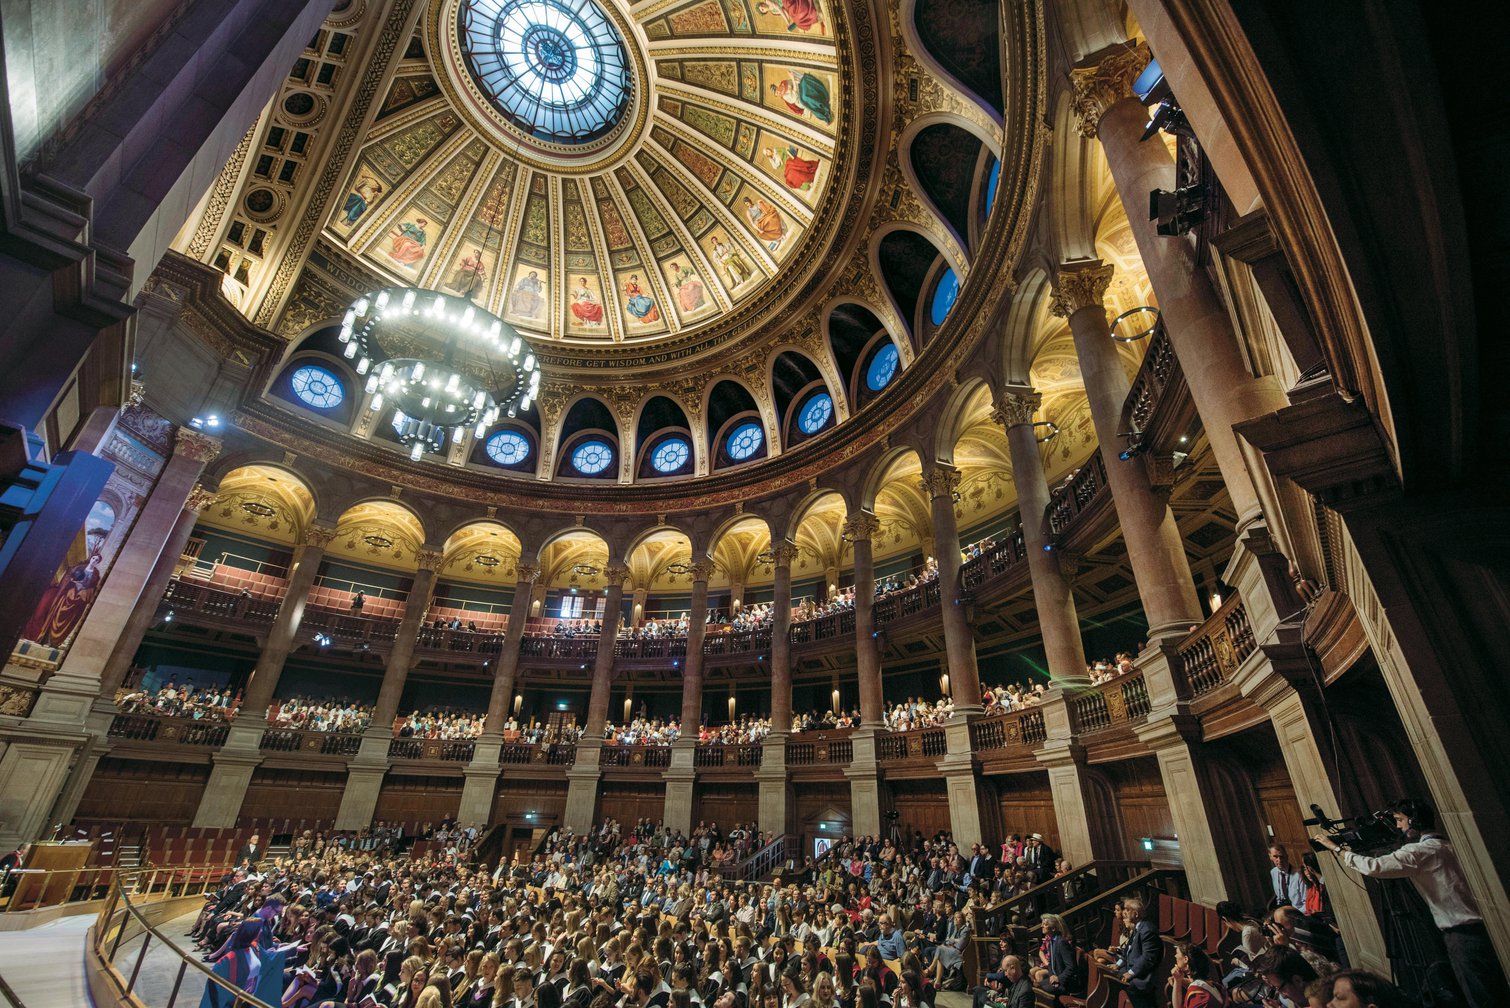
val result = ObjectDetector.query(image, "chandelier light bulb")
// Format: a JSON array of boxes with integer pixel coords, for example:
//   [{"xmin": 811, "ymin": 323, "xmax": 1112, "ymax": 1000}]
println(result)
[
  {"xmin": 402, "ymin": 290, "xmax": 416, "ymax": 310},
  {"xmin": 510, "ymin": 336, "xmax": 522, "ymax": 355},
  {"xmin": 375, "ymin": 291, "xmax": 390, "ymax": 310},
  {"xmin": 343, "ymin": 341, "xmax": 358, "ymax": 359},
  {"xmin": 356, "ymin": 357, "xmax": 370, "ymax": 374},
  {"xmin": 343, "ymin": 309, "xmax": 357, "ymax": 327},
  {"xmin": 353, "ymin": 297, "xmax": 369, "ymax": 315},
  {"xmin": 365, "ymin": 375, "xmax": 379, "ymax": 394},
  {"xmin": 339, "ymin": 324, "xmax": 352, "ymax": 343},
  {"xmin": 409, "ymin": 441, "xmax": 424, "ymax": 461},
  {"xmin": 370, "ymin": 392, "xmax": 384, "ymax": 411}
]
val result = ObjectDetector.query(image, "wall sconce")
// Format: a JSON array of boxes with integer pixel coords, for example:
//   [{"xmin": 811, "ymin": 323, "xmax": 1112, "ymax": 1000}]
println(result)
[
  {"xmin": 727, "ymin": 694, "xmax": 737, "ymax": 718},
  {"xmin": 938, "ymin": 673, "xmax": 951, "ymax": 697},
  {"xmin": 831, "ymin": 688, "xmax": 841, "ymax": 713},
  {"xmin": 513, "ymin": 694, "xmax": 523, "ymax": 714},
  {"xmin": 1209, "ymin": 591, "xmax": 1224, "ymax": 612}
]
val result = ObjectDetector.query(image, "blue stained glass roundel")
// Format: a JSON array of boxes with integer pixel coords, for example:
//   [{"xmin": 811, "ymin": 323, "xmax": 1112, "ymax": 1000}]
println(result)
[
  {"xmin": 459, "ymin": 0, "xmax": 632, "ymax": 144},
  {"xmin": 866, "ymin": 344, "xmax": 899, "ymax": 391},
  {"xmin": 485, "ymin": 429, "xmax": 531, "ymax": 466},
  {"xmin": 651, "ymin": 438, "xmax": 690, "ymax": 473},
  {"xmin": 572, "ymin": 439, "xmax": 614, "ymax": 474},
  {"xmin": 290, "ymin": 365, "xmax": 345, "ymax": 409},
  {"xmin": 726, "ymin": 422, "xmax": 764, "ymax": 461},
  {"xmin": 798, "ymin": 392, "xmax": 833, "ymax": 434},
  {"xmin": 930, "ymin": 268, "xmax": 959, "ymax": 327}
]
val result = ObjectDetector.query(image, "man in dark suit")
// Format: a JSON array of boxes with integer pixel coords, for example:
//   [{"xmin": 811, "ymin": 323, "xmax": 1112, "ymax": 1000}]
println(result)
[
  {"xmin": 968, "ymin": 843, "xmax": 994, "ymax": 881},
  {"xmin": 236, "ymin": 833, "xmax": 263, "ymax": 869},
  {"xmin": 1113, "ymin": 897, "xmax": 1162, "ymax": 1008}
]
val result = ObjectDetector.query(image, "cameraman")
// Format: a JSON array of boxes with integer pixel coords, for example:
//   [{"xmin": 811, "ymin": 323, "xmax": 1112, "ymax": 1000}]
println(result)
[{"xmin": 1312, "ymin": 797, "xmax": 1508, "ymax": 1008}]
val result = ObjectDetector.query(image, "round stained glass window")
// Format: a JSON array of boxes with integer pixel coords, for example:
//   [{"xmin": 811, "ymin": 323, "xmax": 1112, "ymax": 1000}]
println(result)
[
  {"xmin": 798, "ymin": 393, "xmax": 833, "ymax": 434},
  {"xmin": 866, "ymin": 344, "xmax": 899, "ymax": 391},
  {"xmin": 458, "ymin": 0, "xmax": 632, "ymax": 144},
  {"xmin": 930, "ymin": 268, "xmax": 959, "ymax": 326},
  {"xmin": 572, "ymin": 439, "xmax": 614, "ymax": 474},
  {"xmin": 290, "ymin": 365, "xmax": 345, "ymax": 409},
  {"xmin": 651, "ymin": 438, "xmax": 690, "ymax": 473},
  {"xmin": 726, "ymin": 421, "xmax": 764, "ymax": 461},
  {"xmin": 486, "ymin": 429, "xmax": 532, "ymax": 466}
]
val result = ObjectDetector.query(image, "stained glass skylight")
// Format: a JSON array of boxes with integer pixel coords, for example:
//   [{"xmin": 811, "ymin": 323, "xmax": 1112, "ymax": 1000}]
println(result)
[
  {"xmin": 459, "ymin": 0, "xmax": 632, "ymax": 144},
  {"xmin": 291, "ymin": 365, "xmax": 345, "ymax": 409}
]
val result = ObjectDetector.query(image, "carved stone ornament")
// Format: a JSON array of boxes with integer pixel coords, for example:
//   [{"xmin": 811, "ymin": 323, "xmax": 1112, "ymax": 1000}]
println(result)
[
  {"xmin": 1049, "ymin": 262, "xmax": 1115, "ymax": 319},
  {"xmin": 689, "ymin": 559, "xmax": 719, "ymax": 582},
  {"xmin": 992, "ymin": 389, "xmax": 1041, "ymax": 429},
  {"xmin": 185, "ymin": 484, "xmax": 218, "ymax": 513},
  {"xmin": 173, "ymin": 429, "xmax": 223, "ymax": 464},
  {"xmin": 515, "ymin": 562, "xmax": 541, "ymax": 583},
  {"xmin": 304, "ymin": 524, "xmax": 339, "ymax": 548},
  {"xmin": 416, "ymin": 549, "xmax": 445, "ymax": 572},
  {"xmin": 0, "ymin": 684, "xmax": 38, "ymax": 717},
  {"xmin": 603, "ymin": 563, "xmax": 631, "ymax": 585},
  {"xmin": 1069, "ymin": 42, "xmax": 1151, "ymax": 139},
  {"xmin": 770, "ymin": 542, "xmax": 799, "ymax": 567},
  {"xmin": 843, "ymin": 511, "xmax": 881, "ymax": 542},
  {"xmin": 919, "ymin": 465, "xmax": 962, "ymax": 499}
]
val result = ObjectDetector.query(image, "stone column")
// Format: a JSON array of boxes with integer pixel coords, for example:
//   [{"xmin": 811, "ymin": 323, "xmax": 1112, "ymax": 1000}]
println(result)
[
  {"xmin": 1035, "ymin": 692, "xmax": 1124, "ymax": 865},
  {"xmin": 565, "ymin": 563, "xmax": 627, "ymax": 834},
  {"xmin": 758, "ymin": 543, "xmax": 798, "ymax": 840},
  {"xmin": 665, "ymin": 560, "xmax": 716, "ymax": 836},
  {"xmin": 631, "ymin": 586, "xmax": 648, "ymax": 628},
  {"xmin": 1053, "ymin": 262, "xmax": 1203, "ymax": 638},
  {"xmin": 921, "ymin": 464, "xmax": 983, "ymax": 712},
  {"xmin": 460, "ymin": 563, "xmax": 539, "ymax": 827},
  {"xmin": 996, "ymin": 389, "xmax": 1090, "ymax": 686},
  {"xmin": 843, "ymin": 511, "xmax": 885, "ymax": 838},
  {"xmin": 191, "ymin": 522, "xmax": 335, "ymax": 828},
  {"xmin": 335, "ymin": 550, "xmax": 444, "ymax": 831},
  {"xmin": 1073, "ymin": 44, "xmax": 1285, "ymax": 535}
]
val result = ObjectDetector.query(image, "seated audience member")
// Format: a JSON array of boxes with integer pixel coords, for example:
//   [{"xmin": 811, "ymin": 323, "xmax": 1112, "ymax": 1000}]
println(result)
[{"xmin": 1166, "ymin": 942, "xmax": 1224, "ymax": 1008}]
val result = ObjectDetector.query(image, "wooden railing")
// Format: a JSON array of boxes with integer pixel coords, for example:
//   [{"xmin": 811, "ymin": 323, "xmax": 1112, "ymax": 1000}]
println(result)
[
  {"xmin": 614, "ymin": 636, "xmax": 688, "ymax": 659},
  {"xmin": 302, "ymin": 609, "xmax": 401, "ymax": 645},
  {"xmin": 1123, "ymin": 320, "xmax": 1184, "ymax": 438},
  {"xmin": 1176, "ymin": 592, "xmax": 1257, "ymax": 696},
  {"xmin": 787, "ymin": 609, "xmax": 854, "ymax": 644},
  {"xmin": 693, "ymin": 744, "xmax": 763, "ymax": 768},
  {"xmin": 388, "ymin": 738, "xmax": 477, "ymax": 761},
  {"xmin": 600, "ymin": 745, "xmax": 672, "ymax": 768},
  {"xmin": 1045, "ymin": 452, "xmax": 1109, "ymax": 539},
  {"xmin": 1068, "ymin": 671, "xmax": 1153, "ymax": 734},
  {"xmin": 877, "ymin": 726, "xmax": 948, "ymax": 761},
  {"xmin": 162, "ymin": 577, "xmax": 281, "ymax": 624},
  {"xmin": 968, "ymin": 708, "xmax": 1049, "ymax": 751},
  {"xmin": 873, "ymin": 579, "xmax": 941, "ymax": 624},
  {"xmin": 961, "ymin": 524, "xmax": 1030, "ymax": 591},
  {"xmin": 702, "ymin": 628, "xmax": 772, "ymax": 657},
  {"xmin": 787, "ymin": 734, "xmax": 854, "ymax": 765},
  {"xmin": 415, "ymin": 626, "xmax": 506, "ymax": 655},
  {"xmin": 520, "ymin": 635, "xmax": 600, "ymax": 659},
  {"xmin": 258, "ymin": 727, "xmax": 363, "ymax": 756},
  {"xmin": 719, "ymin": 833, "xmax": 786, "ymax": 882},
  {"xmin": 107, "ymin": 713, "xmax": 230, "ymax": 747}
]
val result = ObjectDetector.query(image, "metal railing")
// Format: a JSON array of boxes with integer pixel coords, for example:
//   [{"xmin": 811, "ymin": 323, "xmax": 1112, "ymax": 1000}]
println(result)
[{"xmin": 92, "ymin": 868, "xmax": 272, "ymax": 1008}]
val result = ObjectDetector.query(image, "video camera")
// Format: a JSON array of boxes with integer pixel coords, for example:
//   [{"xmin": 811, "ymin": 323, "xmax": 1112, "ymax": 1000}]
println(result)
[{"xmin": 1304, "ymin": 803, "xmax": 1400, "ymax": 855}]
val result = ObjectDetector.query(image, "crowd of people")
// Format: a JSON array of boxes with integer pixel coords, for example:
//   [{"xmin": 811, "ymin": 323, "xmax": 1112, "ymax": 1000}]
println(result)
[
  {"xmin": 269, "ymin": 696, "xmax": 372, "ymax": 734},
  {"xmin": 117, "ymin": 680, "xmax": 242, "ymax": 721},
  {"xmin": 1086, "ymin": 652, "xmax": 1139, "ymax": 685},
  {"xmin": 399, "ymin": 710, "xmax": 487, "ymax": 741},
  {"xmin": 603, "ymin": 718, "xmax": 682, "ymax": 747}
]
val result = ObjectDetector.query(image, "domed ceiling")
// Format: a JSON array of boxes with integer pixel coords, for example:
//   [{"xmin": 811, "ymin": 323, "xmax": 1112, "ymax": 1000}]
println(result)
[{"xmin": 326, "ymin": 0, "xmax": 847, "ymax": 348}]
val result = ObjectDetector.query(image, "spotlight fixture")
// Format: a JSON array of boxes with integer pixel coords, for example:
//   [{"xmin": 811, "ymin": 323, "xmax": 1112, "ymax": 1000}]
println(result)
[
  {"xmin": 163, "ymin": 610, "xmax": 175, "ymax": 623},
  {"xmin": 190, "ymin": 414, "xmax": 221, "ymax": 429},
  {"xmin": 1117, "ymin": 430, "xmax": 1146, "ymax": 462},
  {"xmin": 1150, "ymin": 184, "xmax": 1207, "ymax": 237}
]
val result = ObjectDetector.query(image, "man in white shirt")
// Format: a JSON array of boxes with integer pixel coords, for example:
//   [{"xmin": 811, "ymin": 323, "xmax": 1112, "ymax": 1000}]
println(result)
[
  {"xmin": 1266, "ymin": 845, "xmax": 1306, "ymax": 909},
  {"xmin": 1314, "ymin": 797, "xmax": 1508, "ymax": 1008}
]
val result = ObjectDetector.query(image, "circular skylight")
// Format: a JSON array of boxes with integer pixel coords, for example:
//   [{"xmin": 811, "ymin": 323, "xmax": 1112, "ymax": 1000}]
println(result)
[
  {"xmin": 867, "ymin": 344, "xmax": 899, "ymax": 391},
  {"xmin": 458, "ymin": 0, "xmax": 632, "ymax": 144},
  {"xmin": 726, "ymin": 422, "xmax": 764, "ymax": 461},
  {"xmin": 290, "ymin": 364, "xmax": 345, "ymax": 410},
  {"xmin": 798, "ymin": 392, "xmax": 833, "ymax": 434},
  {"xmin": 485, "ymin": 429, "xmax": 532, "ymax": 466},
  {"xmin": 572, "ymin": 439, "xmax": 614, "ymax": 474},
  {"xmin": 651, "ymin": 438, "xmax": 690, "ymax": 473}
]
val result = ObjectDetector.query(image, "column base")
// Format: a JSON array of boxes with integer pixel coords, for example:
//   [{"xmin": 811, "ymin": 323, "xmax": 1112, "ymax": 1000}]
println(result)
[
  {"xmin": 1035, "ymin": 738, "xmax": 1121, "ymax": 865},
  {"xmin": 939, "ymin": 711, "xmax": 999, "ymax": 846},
  {"xmin": 662, "ymin": 741, "xmax": 697, "ymax": 837},
  {"xmin": 457, "ymin": 763, "xmax": 500, "ymax": 829},
  {"xmin": 563, "ymin": 765, "xmax": 601, "ymax": 835},
  {"xmin": 0, "ymin": 726, "xmax": 87, "ymax": 848}
]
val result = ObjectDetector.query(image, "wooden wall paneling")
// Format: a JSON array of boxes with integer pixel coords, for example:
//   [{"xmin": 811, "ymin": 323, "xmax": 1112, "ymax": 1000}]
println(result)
[
  {"xmin": 376, "ymin": 775, "xmax": 463, "ymax": 829},
  {"xmin": 889, "ymin": 778, "xmax": 951, "ymax": 842},
  {"xmin": 74, "ymin": 758, "xmax": 209, "ymax": 825},
  {"xmin": 597, "ymin": 783, "xmax": 666, "ymax": 827},
  {"xmin": 991, "ymin": 770, "xmax": 1060, "ymax": 853},
  {"xmin": 693, "ymin": 784, "xmax": 758, "ymax": 830},
  {"xmin": 239, "ymin": 768, "xmax": 346, "ymax": 828}
]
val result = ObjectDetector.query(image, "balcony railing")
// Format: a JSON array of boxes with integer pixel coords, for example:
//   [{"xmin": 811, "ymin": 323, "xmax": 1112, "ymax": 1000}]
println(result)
[
  {"xmin": 694, "ymin": 744, "xmax": 763, "ymax": 768},
  {"xmin": 1123, "ymin": 320, "xmax": 1185, "ymax": 439},
  {"xmin": 600, "ymin": 745, "xmax": 672, "ymax": 768},
  {"xmin": 702, "ymin": 628, "xmax": 772, "ymax": 657},
  {"xmin": 259, "ymin": 728, "xmax": 363, "ymax": 755},
  {"xmin": 162, "ymin": 578, "xmax": 281, "ymax": 624},
  {"xmin": 614, "ymin": 636, "xmax": 688, "ymax": 660},
  {"xmin": 787, "ymin": 735, "xmax": 853, "ymax": 765},
  {"xmin": 520, "ymin": 636, "xmax": 600, "ymax": 660},
  {"xmin": 1177, "ymin": 592, "xmax": 1256, "ymax": 696},
  {"xmin": 788, "ymin": 609, "xmax": 854, "ymax": 645},
  {"xmin": 107, "ymin": 713, "xmax": 229, "ymax": 747},
  {"xmin": 302, "ymin": 610, "xmax": 401, "ymax": 644},
  {"xmin": 1045, "ymin": 452, "xmax": 1109, "ymax": 539},
  {"xmin": 961, "ymin": 524, "xmax": 1029, "ymax": 592},
  {"xmin": 877, "ymin": 726, "xmax": 948, "ymax": 761},
  {"xmin": 388, "ymin": 738, "xmax": 478, "ymax": 761},
  {"xmin": 968, "ymin": 708, "xmax": 1049, "ymax": 751},
  {"xmin": 1069, "ymin": 671, "xmax": 1153, "ymax": 734},
  {"xmin": 416, "ymin": 626, "xmax": 506, "ymax": 655},
  {"xmin": 874, "ymin": 580, "xmax": 941, "ymax": 625}
]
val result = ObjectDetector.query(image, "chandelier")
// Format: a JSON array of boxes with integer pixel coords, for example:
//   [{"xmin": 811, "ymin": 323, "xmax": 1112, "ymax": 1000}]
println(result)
[{"xmin": 339, "ymin": 287, "xmax": 542, "ymax": 461}]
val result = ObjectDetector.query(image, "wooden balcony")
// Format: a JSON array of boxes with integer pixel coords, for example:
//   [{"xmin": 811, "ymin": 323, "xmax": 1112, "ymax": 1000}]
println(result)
[
  {"xmin": 693, "ymin": 744, "xmax": 763, "ymax": 768},
  {"xmin": 1176, "ymin": 592, "xmax": 1257, "ymax": 697},
  {"xmin": 1121, "ymin": 322, "xmax": 1196, "ymax": 453},
  {"xmin": 161, "ymin": 578, "xmax": 281, "ymax": 626},
  {"xmin": 1045, "ymin": 452, "xmax": 1113, "ymax": 546},
  {"xmin": 786, "ymin": 733, "xmax": 854, "ymax": 768},
  {"xmin": 107, "ymin": 713, "xmax": 230, "ymax": 749},
  {"xmin": 388, "ymin": 738, "xmax": 476, "ymax": 762},
  {"xmin": 877, "ymin": 726, "xmax": 948, "ymax": 765},
  {"xmin": 1068, "ymin": 672, "xmax": 1153, "ymax": 734},
  {"xmin": 969, "ymin": 708, "xmax": 1048, "ymax": 751},
  {"xmin": 258, "ymin": 727, "xmax": 362, "ymax": 757}
]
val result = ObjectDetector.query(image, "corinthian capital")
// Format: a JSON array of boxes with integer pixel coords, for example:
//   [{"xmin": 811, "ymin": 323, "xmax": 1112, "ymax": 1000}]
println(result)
[
  {"xmin": 1069, "ymin": 42, "xmax": 1152, "ymax": 138},
  {"xmin": 689, "ymin": 559, "xmax": 719, "ymax": 582},
  {"xmin": 769, "ymin": 542, "xmax": 799, "ymax": 567},
  {"xmin": 174, "ymin": 428, "xmax": 223, "ymax": 464},
  {"xmin": 416, "ymin": 549, "xmax": 445, "ymax": 572},
  {"xmin": 1049, "ymin": 262, "xmax": 1115, "ymax": 319},
  {"xmin": 602, "ymin": 563, "xmax": 631, "ymax": 585},
  {"xmin": 185, "ymin": 484, "xmax": 218, "ymax": 513},
  {"xmin": 515, "ymin": 562, "xmax": 541, "ymax": 583},
  {"xmin": 303, "ymin": 523, "xmax": 338, "ymax": 549},
  {"xmin": 992, "ymin": 387, "xmax": 1042, "ymax": 430},
  {"xmin": 843, "ymin": 511, "xmax": 881, "ymax": 542},
  {"xmin": 919, "ymin": 465, "xmax": 961, "ymax": 500}
]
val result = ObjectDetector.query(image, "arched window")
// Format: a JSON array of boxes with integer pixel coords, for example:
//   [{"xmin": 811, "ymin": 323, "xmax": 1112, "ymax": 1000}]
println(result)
[
  {"xmin": 572, "ymin": 439, "xmax": 614, "ymax": 475},
  {"xmin": 985, "ymin": 158, "xmax": 1000, "ymax": 215},
  {"xmin": 485, "ymin": 429, "xmax": 532, "ymax": 466},
  {"xmin": 930, "ymin": 268, "xmax": 959, "ymax": 326},
  {"xmin": 725, "ymin": 421, "xmax": 764, "ymax": 461},
  {"xmin": 651, "ymin": 437, "xmax": 691, "ymax": 473},
  {"xmin": 797, "ymin": 391, "xmax": 834, "ymax": 434},
  {"xmin": 866, "ymin": 343, "xmax": 899, "ymax": 391},
  {"xmin": 290, "ymin": 364, "xmax": 345, "ymax": 409}
]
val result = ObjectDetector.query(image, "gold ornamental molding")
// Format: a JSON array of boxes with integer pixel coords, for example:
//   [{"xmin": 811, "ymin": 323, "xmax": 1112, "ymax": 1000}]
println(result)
[
  {"xmin": 842, "ymin": 511, "xmax": 881, "ymax": 542},
  {"xmin": 1050, "ymin": 262, "xmax": 1115, "ymax": 319},
  {"xmin": 174, "ymin": 429, "xmax": 223, "ymax": 464},
  {"xmin": 416, "ymin": 549, "xmax": 446, "ymax": 572},
  {"xmin": 1069, "ymin": 42, "xmax": 1151, "ymax": 139},
  {"xmin": 515, "ymin": 562, "xmax": 541, "ymax": 583},
  {"xmin": 992, "ymin": 388, "xmax": 1041, "ymax": 429},
  {"xmin": 919, "ymin": 464, "xmax": 961, "ymax": 500},
  {"xmin": 304, "ymin": 524, "xmax": 339, "ymax": 548}
]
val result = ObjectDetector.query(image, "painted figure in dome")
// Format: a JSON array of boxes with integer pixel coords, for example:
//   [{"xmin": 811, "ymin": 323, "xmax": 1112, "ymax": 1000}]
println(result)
[
  {"xmin": 755, "ymin": 0, "xmax": 825, "ymax": 35},
  {"xmin": 570, "ymin": 277, "xmax": 605, "ymax": 326},
  {"xmin": 342, "ymin": 173, "xmax": 383, "ymax": 226},
  {"xmin": 622, "ymin": 275, "xmax": 660, "ymax": 323},
  {"xmin": 386, "ymin": 217, "xmax": 428, "ymax": 267},
  {"xmin": 765, "ymin": 145, "xmax": 819, "ymax": 191},
  {"xmin": 669, "ymin": 262, "xmax": 706, "ymax": 313},
  {"xmin": 742, "ymin": 196, "xmax": 787, "ymax": 250},
  {"xmin": 711, "ymin": 234, "xmax": 754, "ymax": 288},
  {"xmin": 444, "ymin": 248, "xmax": 487, "ymax": 299},
  {"xmin": 770, "ymin": 71, "xmax": 833, "ymax": 124},
  {"xmin": 511, "ymin": 270, "xmax": 545, "ymax": 319}
]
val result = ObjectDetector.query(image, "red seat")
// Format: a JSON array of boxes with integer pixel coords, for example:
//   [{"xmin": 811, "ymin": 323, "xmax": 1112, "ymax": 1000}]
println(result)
[
  {"xmin": 1188, "ymin": 905, "xmax": 1205, "ymax": 948},
  {"xmin": 1157, "ymin": 893, "xmax": 1174, "ymax": 935},
  {"xmin": 1171, "ymin": 898, "xmax": 1191, "ymax": 940},
  {"xmin": 1204, "ymin": 908, "xmax": 1223, "ymax": 955}
]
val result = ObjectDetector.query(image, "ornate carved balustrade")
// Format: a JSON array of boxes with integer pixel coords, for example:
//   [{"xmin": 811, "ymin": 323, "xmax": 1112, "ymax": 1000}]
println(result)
[
  {"xmin": 107, "ymin": 713, "xmax": 229, "ymax": 747},
  {"xmin": 702, "ymin": 628, "xmax": 772, "ymax": 659},
  {"xmin": 1176, "ymin": 592, "xmax": 1256, "ymax": 696},
  {"xmin": 1045, "ymin": 453, "xmax": 1110, "ymax": 540},
  {"xmin": 519, "ymin": 635, "xmax": 601, "ymax": 660},
  {"xmin": 961, "ymin": 524, "xmax": 1029, "ymax": 592},
  {"xmin": 415, "ymin": 627, "xmax": 505, "ymax": 656},
  {"xmin": 600, "ymin": 745, "xmax": 672, "ymax": 768},
  {"xmin": 874, "ymin": 580, "xmax": 942, "ymax": 625},
  {"xmin": 1068, "ymin": 672, "xmax": 1153, "ymax": 734},
  {"xmin": 303, "ymin": 610, "xmax": 400, "ymax": 645},
  {"xmin": 787, "ymin": 609, "xmax": 854, "ymax": 645},
  {"xmin": 877, "ymin": 726, "xmax": 948, "ymax": 762},
  {"xmin": 786, "ymin": 734, "xmax": 854, "ymax": 765},
  {"xmin": 1121, "ymin": 322, "xmax": 1196, "ymax": 452},
  {"xmin": 693, "ymin": 744, "xmax": 763, "ymax": 768},
  {"xmin": 162, "ymin": 578, "xmax": 281, "ymax": 624},
  {"xmin": 968, "ymin": 708, "xmax": 1049, "ymax": 751},
  {"xmin": 387, "ymin": 737, "xmax": 477, "ymax": 761},
  {"xmin": 258, "ymin": 727, "xmax": 363, "ymax": 755}
]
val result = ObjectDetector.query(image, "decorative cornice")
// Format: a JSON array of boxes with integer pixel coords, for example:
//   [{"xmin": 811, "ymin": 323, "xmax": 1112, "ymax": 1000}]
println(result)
[
  {"xmin": 769, "ymin": 542, "xmax": 799, "ymax": 567},
  {"xmin": 992, "ymin": 388, "xmax": 1041, "ymax": 429},
  {"xmin": 173, "ymin": 429, "xmax": 223, "ymax": 464},
  {"xmin": 919, "ymin": 465, "xmax": 962, "ymax": 500},
  {"xmin": 1069, "ymin": 42, "xmax": 1151, "ymax": 139},
  {"xmin": 1049, "ymin": 262, "xmax": 1115, "ymax": 319},
  {"xmin": 842, "ymin": 512, "xmax": 881, "ymax": 542},
  {"xmin": 304, "ymin": 523, "xmax": 339, "ymax": 548},
  {"xmin": 416, "ymin": 549, "xmax": 445, "ymax": 572}
]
